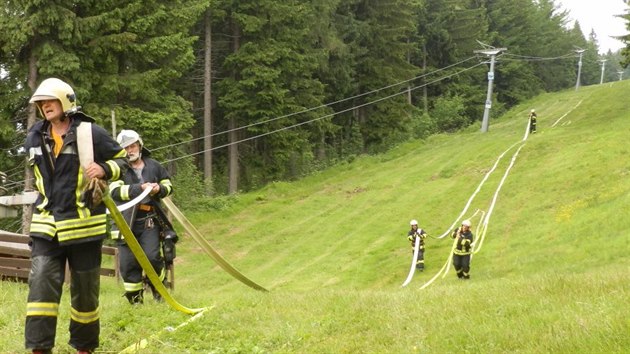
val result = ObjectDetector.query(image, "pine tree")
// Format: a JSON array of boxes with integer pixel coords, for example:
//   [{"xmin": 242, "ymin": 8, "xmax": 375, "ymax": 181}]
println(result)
[
  {"xmin": 619, "ymin": 1, "xmax": 630, "ymax": 67},
  {"xmin": 345, "ymin": 0, "xmax": 419, "ymax": 151},
  {"xmin": 0, "ymin": 0, "xmax": 206, "ymax": 161},
  {"xmin": 214, "ymin": 0, "xmax": 331, "ymax": 188},
  {"xmin": 416, "ymin": 0, "xmax": 490, "ymax": 128},
  {"xmin": 71, "ymin": 0, "xmax": 207, "ymax": 160}
]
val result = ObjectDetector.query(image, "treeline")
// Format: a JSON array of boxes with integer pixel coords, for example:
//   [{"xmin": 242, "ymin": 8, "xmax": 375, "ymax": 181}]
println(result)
[{"xmin": 1, "ymin": 0, "xmax": 629, "ymax": 202}]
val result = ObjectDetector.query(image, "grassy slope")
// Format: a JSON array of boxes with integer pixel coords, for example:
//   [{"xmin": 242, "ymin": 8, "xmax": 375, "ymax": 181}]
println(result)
[{"xmin": 1, "ymin": 81, "xmax": 629, "ymax": 353}]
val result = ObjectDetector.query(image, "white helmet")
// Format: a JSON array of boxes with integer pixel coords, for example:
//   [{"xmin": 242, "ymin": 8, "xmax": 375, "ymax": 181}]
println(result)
[
  {"xmin": 531, "ymin": 109, "xmax": 535, "ymax": 113},
  {"xmin": 410, "ymin": 220, "xmax": 418, "ymax": 226},
  {"xmin": 117, "ymin": 129, "xmax": 143, "ymax": 149},
  {"xmin": 29, "ymin": 78, "xmax": 78, "ymax": 116},
  {"xmin": 462, "ymin": 220, "xmax": 471, "ymax": 227}
]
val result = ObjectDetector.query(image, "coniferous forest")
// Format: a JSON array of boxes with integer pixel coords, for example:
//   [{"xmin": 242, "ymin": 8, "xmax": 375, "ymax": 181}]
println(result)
[{"xmin": 1, "ymin": 1, "xmax": 630, "ymax": 229}]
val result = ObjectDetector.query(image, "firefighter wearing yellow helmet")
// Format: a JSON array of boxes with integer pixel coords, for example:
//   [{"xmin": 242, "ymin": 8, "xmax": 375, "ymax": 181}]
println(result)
[
  {"xmin": 407, "ymin": 219, "xmax": 428, "ymax": 271},
  {"xmin": 451, "ymin": 220, "xmax": 474, "ymax": 279},
  {"xmin": 110, "ymin": 129, "xmax": 175, "ymax": 304},
  {"xmin": 24, "ymin": 78, "xmax": 128, "ymax": 353},
  {"xmin": 29, "ymin": 77, "xmax": 79, "ymax": 119}
]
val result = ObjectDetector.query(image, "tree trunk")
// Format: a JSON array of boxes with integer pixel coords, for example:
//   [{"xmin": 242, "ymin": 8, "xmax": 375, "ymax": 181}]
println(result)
[
  {"xmin": 422, "ymin": 42, "xmax": 428, "ymax": 114},
  {"xmin": 228, "ymin": 117, "xmax": 239, "ymax": 194},
  {"xmin": 407, "ymin": 38, "xmax": 412, "ymax": 105},
  {"xmin": 203, "ymin": 8, "xmax": 213, "ymax": 193},
  {"xmin": 228, "ymin": 20, "xmax": 240, "ymax": 194},
  {"xmin": 316, "ymin": 136, "xmax": 326, "ymax": 161},
  {"xmin": 22, "ymin": 53, "xmax": 38, "ymax": 233}
]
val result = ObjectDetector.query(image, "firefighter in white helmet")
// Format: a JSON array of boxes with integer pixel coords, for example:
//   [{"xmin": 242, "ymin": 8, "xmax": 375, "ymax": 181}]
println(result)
[
  {"xmin": 110, "ymin": 129, "xmax": 175, "ymax": 304},
  {"xmin": 407, "ymin": 219, "xmax": 428, "ymax": 271},
  {"xmin": 528, "ymin": 109, "xmax": 537, "ymax": 134},
  {"xmin": 451, "ymin": 219, "xmax": 474, "ymax": 279},
  {"xmin": 24, "ymin": 78, "xmax": 128, "ymax": 353},
  {"xmin": 116, "ymin": 129, "xmax": 144, "ymax": 161}
]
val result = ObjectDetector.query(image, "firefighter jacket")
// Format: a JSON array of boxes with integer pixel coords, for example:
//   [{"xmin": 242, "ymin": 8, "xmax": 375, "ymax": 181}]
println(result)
[
  {"xmin": 407, "ymin": 228, "xmax": 427, "ymax": 249},
  {"xmin": 451, "ymin": 228, "xmax": 474, "ymax": 255},
  {"xmin": 25, "ymin": 113, "xmax": 127, "ymax": 244},
  {"xmin": 109, "ymin": 154, "xmax": 173, "ymax": 239}
]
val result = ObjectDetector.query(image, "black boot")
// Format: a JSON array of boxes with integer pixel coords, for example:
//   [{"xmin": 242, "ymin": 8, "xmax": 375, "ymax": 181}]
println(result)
[
  {"xmin": 149, "ymin": 281, "xmax": 166, "ymax": 302},
  {"xmin": 124, "ymin": 290, "xmax": 144, "ymax": 304}
]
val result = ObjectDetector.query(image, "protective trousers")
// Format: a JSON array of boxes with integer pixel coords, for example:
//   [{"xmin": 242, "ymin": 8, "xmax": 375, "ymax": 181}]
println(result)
[
  {"xmin": 25, "ymin": 237, "xmax": 102, "ymax": 351},
  {"xmin": 452, "ymin": 254, "xmax": 471, "ymax": 279},
  {"xmin": 118, "ymin": 216, "xmax": 165, "ymax": 297},
  {"xmin": 414, "ymin": 248, "xmax": 425, "ymax": 270},
  {"xmin": 530, "ymin": 117, "xmax": 537, "ymax": 133}
]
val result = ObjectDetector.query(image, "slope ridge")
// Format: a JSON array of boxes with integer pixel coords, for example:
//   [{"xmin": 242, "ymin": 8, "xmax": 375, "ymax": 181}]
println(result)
[{"xmin": 184, "ymin": 81, "xmax": 629, "ymax": 292}]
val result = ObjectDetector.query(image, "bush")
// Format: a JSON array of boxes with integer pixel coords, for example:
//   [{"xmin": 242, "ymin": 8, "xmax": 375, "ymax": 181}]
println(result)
[
  {"xmin": 411, "ymin": 111, "xmax": 437, "ymax": 139},
  {"xmin": 171, "ymin": 157, "xmax": 207, "ymax": 210},
  {"xmin": 433, "ymin": 95, "xmax": 468, "ymax": 132}
]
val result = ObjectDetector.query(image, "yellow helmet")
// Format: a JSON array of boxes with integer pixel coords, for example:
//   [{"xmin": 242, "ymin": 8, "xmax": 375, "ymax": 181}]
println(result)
[{"xmin": 29, "ymin": 78, "xmax": 77, "ymax": 116}]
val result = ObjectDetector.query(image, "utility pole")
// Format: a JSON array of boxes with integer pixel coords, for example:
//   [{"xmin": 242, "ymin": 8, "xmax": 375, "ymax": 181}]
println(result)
[
  {"xmin": 111, "ymin": 109, "xmax": 117, "ymax": 138},
  {"xmin": 475, "ymin": 46, "xmax": 506, "ymax": 133},
  {"xmin": 599, "ymin": 59, "xmax": 607, "ymax": 85},
  {"xmin": 617, "ymin": 71, "xmax": 624, "ymax": 81},
  {"xmin": 23, "ymin": 55, "xmax": 38, "ymax": 233},
  {"xmin": 574, "ymin": 48, "xmax": 585, "ymax": 91},
  {"xmin": 406, "ymin": 38, "xmax": 412, "ymax": 105}
]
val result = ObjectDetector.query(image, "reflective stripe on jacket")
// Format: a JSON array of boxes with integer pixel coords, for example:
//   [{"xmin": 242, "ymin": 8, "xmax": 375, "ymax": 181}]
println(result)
[
  {"xmin": 109, "ymin": 157, "xmax": 173, "ymax": 239},
  {"xmin": 452, "ymin": 229, "xmax": 474, "ymax": 255},
  {"xmin": 25, "ymin": 113, "xmax": 127, "ymax": 244},
  {"xmin": 407, "ymin": 229, "xmax": 427, "ymax": 249}
]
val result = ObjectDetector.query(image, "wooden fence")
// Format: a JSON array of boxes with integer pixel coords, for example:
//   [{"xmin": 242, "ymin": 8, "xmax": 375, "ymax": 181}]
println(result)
[{"xmin": 0, "ymin": 230, "xmax": 119, "ymax": 282}]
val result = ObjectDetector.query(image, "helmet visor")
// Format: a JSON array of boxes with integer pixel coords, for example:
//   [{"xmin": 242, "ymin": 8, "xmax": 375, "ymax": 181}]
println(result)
[{"xmin": 29, "ymin": 95, "xmax": 59, "ymax": 103}]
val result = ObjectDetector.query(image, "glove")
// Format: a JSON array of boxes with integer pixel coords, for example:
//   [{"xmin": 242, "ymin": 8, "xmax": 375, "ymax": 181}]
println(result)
[
  {"xmin": 163, "ymin": 229, "xmax": 179, "ymax": 244},
  {"xmin": 162, "ymin": 238, "xmax": 176, "ymax": 264},
  {"xmin": 82, "ymin": 178, "xmax": 106, "ymax": 210}
]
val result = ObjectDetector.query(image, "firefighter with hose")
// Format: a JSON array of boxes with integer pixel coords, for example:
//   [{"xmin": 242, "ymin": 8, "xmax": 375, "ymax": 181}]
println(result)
[
  {"xmin": 407, "ymin": 219, "xmax": 428, "ymax": 271},
  {"xmin": 110, "ymin": 129, "xmax": 178, "ymax": 304},
  {"xmin": 451, "ymin": 219, "xmax": 474, "ymax": 280},
  {"xmin": 24, "ymin": 78, "xmax": 128, "ymax": 354}
]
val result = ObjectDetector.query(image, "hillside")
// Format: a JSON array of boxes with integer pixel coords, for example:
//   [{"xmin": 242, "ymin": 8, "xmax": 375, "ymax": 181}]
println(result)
[
  {"xmin": 184, "ymin": 80, "xmax": 629, "ymax": 290},
  {"xmin": 1, "ymin": 81, "xmax": 629, "ymax": 353}
]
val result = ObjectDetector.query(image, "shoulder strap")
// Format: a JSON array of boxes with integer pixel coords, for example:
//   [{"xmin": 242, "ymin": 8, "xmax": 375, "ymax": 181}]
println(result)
[{"xmin": 76, "ymin": 121, "xmax": 94, "ymax": 172}]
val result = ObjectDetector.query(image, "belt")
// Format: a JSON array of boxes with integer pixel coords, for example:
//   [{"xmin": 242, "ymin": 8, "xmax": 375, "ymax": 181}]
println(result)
[{"xmin": 138, "ymin": 204, "xmax": 153, "ymax": 212}]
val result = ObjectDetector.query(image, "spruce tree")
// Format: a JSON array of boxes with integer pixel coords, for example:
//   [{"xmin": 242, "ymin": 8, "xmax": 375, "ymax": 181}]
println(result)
[{"xmin": 215, "ymin": 0, "xmax": 331, "ymax": 187}]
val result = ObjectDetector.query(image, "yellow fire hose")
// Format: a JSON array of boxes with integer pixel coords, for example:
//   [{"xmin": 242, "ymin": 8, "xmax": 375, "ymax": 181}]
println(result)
[
  {"xmin": 419, "ymin": 238, "xmax": 457, "ymax": 290},
  {"xmin": 118, "ymin": 307, "xmax": 209, "ymax": 353},
  {"xmin": 162, "ymin": 197, "xmax": 268, "ymax": 292},
  {"xmin": 99, "ymin": 182, "xmax": 205, "ymax": 315},
  {"xmin": 418, "ymin": 211, "xmax": 484, "ymax": 289}
]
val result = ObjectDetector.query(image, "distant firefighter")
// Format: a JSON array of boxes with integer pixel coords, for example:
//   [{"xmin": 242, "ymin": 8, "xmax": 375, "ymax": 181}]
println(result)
[
  {"xmin": 407, "ymin": 219, "xmax": 428, "ymax": 271},
  {"xmin": 529, "ymin": 109, "xmax": 537, "ymax": 134},
  {"xmin": 451, "ymin": 220, "xmax": 473, "ymax": 280}
]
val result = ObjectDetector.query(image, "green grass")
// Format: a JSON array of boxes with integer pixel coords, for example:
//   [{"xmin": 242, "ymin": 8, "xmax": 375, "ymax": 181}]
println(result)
[{"xmin": 1, "ymin": 81, "xmax": 629, "ymax": 353}]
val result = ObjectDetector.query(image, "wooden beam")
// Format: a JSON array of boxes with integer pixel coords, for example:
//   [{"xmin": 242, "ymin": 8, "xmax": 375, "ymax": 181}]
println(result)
[
  {"xmin": 0, "ymin": 191, "xmax": 38, "ymax": 206},
  {"xmin": 0, "ymin": 206, "xmax": 18, "ymax": 218}
]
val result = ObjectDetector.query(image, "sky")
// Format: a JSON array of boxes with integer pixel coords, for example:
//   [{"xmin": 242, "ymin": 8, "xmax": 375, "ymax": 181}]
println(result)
[{"xmin": 556, "ymin": 0, "xmax": 628, "ymax": 53}]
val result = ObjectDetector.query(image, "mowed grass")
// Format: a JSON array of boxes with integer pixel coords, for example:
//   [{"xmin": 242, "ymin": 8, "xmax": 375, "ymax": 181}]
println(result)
[{"xmin": 1, "ymin": 81, "xmax": 629, "ymax": 353}]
